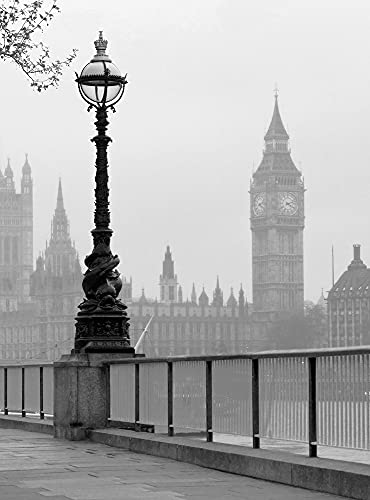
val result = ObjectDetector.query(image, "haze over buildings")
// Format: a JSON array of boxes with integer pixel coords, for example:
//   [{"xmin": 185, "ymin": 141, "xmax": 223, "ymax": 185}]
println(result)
[{"xmin": 1, "ymin": 1, "xmax": 370, "ymax": 303}]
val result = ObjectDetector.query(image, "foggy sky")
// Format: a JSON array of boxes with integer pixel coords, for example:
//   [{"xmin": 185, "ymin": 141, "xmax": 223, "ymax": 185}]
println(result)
[{"xmin": 1, "ymin": 0, "xmax": 370, "ymax": 302}]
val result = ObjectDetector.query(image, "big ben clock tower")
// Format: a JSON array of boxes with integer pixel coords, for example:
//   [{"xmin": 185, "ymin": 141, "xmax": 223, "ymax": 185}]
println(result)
[{"xmin": 250, "ymin": 93, "xmax": 304, "ymax": 322}]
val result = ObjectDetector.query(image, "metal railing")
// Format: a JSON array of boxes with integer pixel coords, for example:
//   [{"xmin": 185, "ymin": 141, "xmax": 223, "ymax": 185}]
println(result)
[
  {"xmin": 0, "ymin": 363, "xmax": 54, "ymax": 419},
  {"xmin": 107, "ymin": 347, "xmax": 370, "ymax": 458}
]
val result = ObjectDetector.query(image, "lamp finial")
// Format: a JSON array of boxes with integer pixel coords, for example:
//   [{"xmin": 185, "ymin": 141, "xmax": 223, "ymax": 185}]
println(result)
[{"xmin": 94, "ymin": 31, "xmax": 108, "ymax": 56}]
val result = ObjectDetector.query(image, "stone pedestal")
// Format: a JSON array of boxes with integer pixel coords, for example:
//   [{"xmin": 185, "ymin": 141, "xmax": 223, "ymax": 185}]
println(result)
[
  {"xmin": 54, "ymin": 351, "xmax": 134, "ymax": 440},
  {"xmin": 75, "ymin": 310, "xmax": 132, "ymax": 353}
]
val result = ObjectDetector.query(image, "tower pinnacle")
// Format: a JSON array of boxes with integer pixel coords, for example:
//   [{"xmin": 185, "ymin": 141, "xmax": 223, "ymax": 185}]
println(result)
[
  {"xmin": 5, "ymin": 158, "xmax": 13, "ymax": 177},
  {"xmin": 51, "ymin": 180, "xmax": 69, "ymax": 242},
  {"xmin": 56, "ymin": 178, "xmax": 64, "ymax": 211},
  {"xmin": 264, "ymin": 93, "xmax": 289, "ymax": 141},
  {"xmin": 159, "ymin": 245, "xmax": 178, "ymax": 303},
  {"xmin": 212, "ymin": 276, "xmax": 223, "ymax": 307},
  {"xmin": 191, "ymin": 283, "xmax": 197, "ymax": 304},
  {"xmin": 22, "ymin": 153, "xmax": 31, "ymax": 174}
]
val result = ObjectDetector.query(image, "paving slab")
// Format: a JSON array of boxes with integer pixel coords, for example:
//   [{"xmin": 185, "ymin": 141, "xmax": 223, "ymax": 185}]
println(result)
[{"xmin": 0, "ymin": 428, "xmax": 353, "ymax": 499}]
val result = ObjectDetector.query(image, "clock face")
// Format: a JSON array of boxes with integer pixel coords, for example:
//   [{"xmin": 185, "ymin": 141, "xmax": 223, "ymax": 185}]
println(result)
[
  {"xmin": 279, "ymin": 192, "xmax": 298, "ymax": 215},
  {"xmin": 253, "ymin": 193, "xmax": 266, "ymax": 216}
]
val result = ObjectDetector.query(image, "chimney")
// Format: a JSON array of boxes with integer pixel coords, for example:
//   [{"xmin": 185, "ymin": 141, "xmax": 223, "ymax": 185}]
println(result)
[{"xmin": 353, "ymin": 244, "xmax": 361, "ymax": 261}]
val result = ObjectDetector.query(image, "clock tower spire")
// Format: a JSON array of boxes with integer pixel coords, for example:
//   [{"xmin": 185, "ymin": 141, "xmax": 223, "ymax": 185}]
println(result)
[{"xmin": 250, "ymin": 94, "xmax": 304, "ymax": 319}]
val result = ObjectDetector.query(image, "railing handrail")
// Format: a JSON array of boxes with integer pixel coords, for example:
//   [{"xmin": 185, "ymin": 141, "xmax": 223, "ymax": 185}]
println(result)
[
  {"xmin": 105, "ymin": 345, "xmax": 370, "ymax": 365},
  {"xmin": 0, "ymin": 362, "xmax": 53, "ymax": 369}
]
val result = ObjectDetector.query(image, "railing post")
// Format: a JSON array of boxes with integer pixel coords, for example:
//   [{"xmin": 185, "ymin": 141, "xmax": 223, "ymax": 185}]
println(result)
[
  {"xmin": 3, "ymin": 368, "xmax": 7, "ymax": 415},
  {"xmin": 135, "ymin": 363, "xmax": 140, "ymax": 430},
  {"xmin": 308, "ymin": 356, "xmax": 317, "ymax": 457},
  {"xmin": 21, "ymin": 367, "xmax": 26, "ymax": 417},
  {"xmin": 252, "ymin": 358, "xmax": 260, "ymax": 449},
  {"xmin": 105, "ymin": 364, "xmax": 111, "ymax": 424},
  {"xmin": 167, "ymin": 361, "xmax": 174, "ymax": 436},
  {"xmin": 39, "ymin": 367, "xmax": 44, "ymax": 420},
  {"xmin": 206, "ymin": 360, "xmax": 213, "ymax": 442}
]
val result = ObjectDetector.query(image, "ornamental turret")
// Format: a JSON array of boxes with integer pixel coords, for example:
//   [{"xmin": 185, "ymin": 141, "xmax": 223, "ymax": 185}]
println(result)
[
  {"xmin": 139, "ymin": 288, "xmax": 148, "ymax": 305},
  {"xmin": 4, "ymin": 158, "xmax": 14, "ymax": 191},
  {"xmin": 191, "ymin": 283, "xmax": 197, "ymax": 305},
  {"xmin": 212, "ymin": 276, "xmax": 223, "ymax": 307},
  {"xmin": 21, "ymin": 154, "xmax": 32, "ymax": 195},
  {"xmin": 227, "ymin": 287, "xmax": 237, "ymax": 308},
  {"xmin": 199, "ymin": 287, "xmax": 209, "ymax": 307},
  {"xmin": 238, "ymin": 284, "xmax": 245, "ymax": 318},
  {"xmin": 159, "ymin": 245, "xmax": 178, "ymax": 303},
  {"xmin": 51, "ymin": 178, "xmax": 69, "ymax": 243}
]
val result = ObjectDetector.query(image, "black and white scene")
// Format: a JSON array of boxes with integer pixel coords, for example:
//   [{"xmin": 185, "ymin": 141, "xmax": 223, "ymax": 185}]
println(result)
[{"xmin": 0, "ymin": 1, "xmax": 369, "ymax": 499}]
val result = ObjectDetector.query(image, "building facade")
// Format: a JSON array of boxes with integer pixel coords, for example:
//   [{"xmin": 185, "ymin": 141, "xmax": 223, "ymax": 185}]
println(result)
[
  {"xmin": 0, "ymin": 156, "xmax": 33, "ymax": 312},
  {"xmin": 127, "ymin": 246, "xmax": 250, "ymax": 357},
  {"xmin": 327, "ymin": 245, "xmax": 370, "ymax": 347},
  {"xmin": 2, "ymin": 96, "xmax": 312, "ymax": 358},
  {"xmin": 0, "ymin": 242, "xmax": 250, "ymax": 359},
  {"xmin": 0, "ymin": 180, "xmax": 82, "ymax": 360}
]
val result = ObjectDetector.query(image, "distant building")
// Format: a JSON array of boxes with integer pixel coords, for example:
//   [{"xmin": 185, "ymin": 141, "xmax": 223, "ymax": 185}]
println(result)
[
  {"xmin": 317, "ymin": 289, "xmax": 326, "ymax": 311},
  {"xmin": 2, "ymin": 95, "xmax": 312, "ymax": 358},
  {"xmin": 0, "ymin": 156, "xmax": 33, "ymax": 312},
  {"xmin": 0, "ymin": 196, "xmax": 250, "ymax": 359},
  {"xmin": 249, "ymin": 94, "xmax": 305, "ymax": 349},
  {"xmin": 0, "ymin": 179, "xmax": 82, "ymax": 360},
  {"xmin": 327, "ymin": 244, "xmax": 370, "ymax": 347},
  {"xmin": 29, "ymin": 179, "xmax": 82, "ymax": 358},
  {"xmin": 127, "ymin": 246, "xmax": 250, "ymax": 356}
]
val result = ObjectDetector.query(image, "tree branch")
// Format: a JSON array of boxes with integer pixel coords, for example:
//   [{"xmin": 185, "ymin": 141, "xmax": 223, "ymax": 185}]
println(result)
[{"xmin": 0, "ymin": 0, "xmax": 77, "ymax": 91}]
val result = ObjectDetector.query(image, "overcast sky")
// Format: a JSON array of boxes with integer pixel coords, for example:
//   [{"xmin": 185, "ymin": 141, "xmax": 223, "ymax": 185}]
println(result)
[{"xmin": 1, "ymin": 0, "xmax": 370, "ymax": 302}]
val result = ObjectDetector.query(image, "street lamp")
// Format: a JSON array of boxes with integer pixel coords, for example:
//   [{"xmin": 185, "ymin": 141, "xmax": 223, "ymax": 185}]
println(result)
[{"xmin": 74, "ymin": 32, "xmax": 133, "ymax": 354}]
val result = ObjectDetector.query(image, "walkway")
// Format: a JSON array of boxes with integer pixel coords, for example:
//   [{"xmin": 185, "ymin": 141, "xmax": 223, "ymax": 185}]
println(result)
[{"xmin": 0, "ymin": 429, "xmax": 351, "ymax": 500}]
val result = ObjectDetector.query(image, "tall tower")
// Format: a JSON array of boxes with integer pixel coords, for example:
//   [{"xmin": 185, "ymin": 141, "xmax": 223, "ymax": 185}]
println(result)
[
  {"xmin": 159, "ymin": 245, "xmax": 178, "ymax": 303},
  {"xmin": 20, "ymin": 154, "xmax": 33, "ymax": 300},
  {"xmin": 0, "ymin": 156, "xmax": 33, "ymax": 311},
  {"xmin": 44, "ymin": 179, "xmax": 78, "ymax": 277},
  {"xmin": 30, "ymin": 179, "xmax": 82, "ymax": 315},
  {"xmin": 30, "ymin": 180, "xmax": 82, "ymax": 360},
  {"xmin": 250, "ymin": 94, "xmax": 304, "ymax": 317}
]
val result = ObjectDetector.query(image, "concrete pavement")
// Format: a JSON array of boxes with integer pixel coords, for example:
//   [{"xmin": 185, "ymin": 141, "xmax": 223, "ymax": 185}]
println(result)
[{"xmin": 0, "ymin": 428, "xmax": 352, "ymax": 499}]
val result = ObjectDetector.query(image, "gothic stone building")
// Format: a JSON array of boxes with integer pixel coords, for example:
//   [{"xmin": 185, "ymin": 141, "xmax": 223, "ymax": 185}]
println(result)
[
  {"xmin": 1, "ymin": 96, "xmax": 308, "ymax": 358},
  {"xmin": 126, "ymin": 246, "xmax": 250, "ymax": 357},
  {"xmin": 0, "ymin": 156, "xmax": 33, "ymax": 312},
  {"xmin": 250, "ymin": 94, "xmax": 305, "ymax": 349},
  {"xmin": 0, "ymin": 172, "xmax": 82, "ymax": 361},
  {"xmin": 327, "ymin": 245, "xmax": 370, "ymax": 347},
  {"xmin": 0, "ymin": 167, "xmax": 250, "ymax": 359}
]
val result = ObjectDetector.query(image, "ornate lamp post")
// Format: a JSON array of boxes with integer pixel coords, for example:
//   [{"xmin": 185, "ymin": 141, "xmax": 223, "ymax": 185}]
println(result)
[{"xmin": 74, "ymin": 32, "xmax": 133, "ymax": 354}]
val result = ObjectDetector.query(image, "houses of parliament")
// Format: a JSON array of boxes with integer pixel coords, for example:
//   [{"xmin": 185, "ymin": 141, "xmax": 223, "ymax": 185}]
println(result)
[
  {"xmin": 0, "ymin": 95, "xmax": 349, "ymax": 361},
  {"xmin": 0, "ymin": 163, "xmax": 249, "ymax": 360}
]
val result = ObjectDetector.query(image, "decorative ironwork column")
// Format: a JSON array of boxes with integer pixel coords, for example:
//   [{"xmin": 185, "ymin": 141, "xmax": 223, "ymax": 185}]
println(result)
[{"xmin": 74, "ymin": 32, "xmax": 134, "ymax": 354}]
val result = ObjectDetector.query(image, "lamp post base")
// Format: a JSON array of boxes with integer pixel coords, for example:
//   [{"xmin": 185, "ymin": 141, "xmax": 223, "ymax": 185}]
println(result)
[{"xmin": 75, "ymin": 310, "xmax": 134, "ymax": 354}]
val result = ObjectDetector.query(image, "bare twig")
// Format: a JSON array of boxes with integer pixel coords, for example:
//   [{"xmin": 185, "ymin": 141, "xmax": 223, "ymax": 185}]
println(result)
[{"xmin": 0, "ymin": 0, "xmax": 77, "ymax": 91}]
